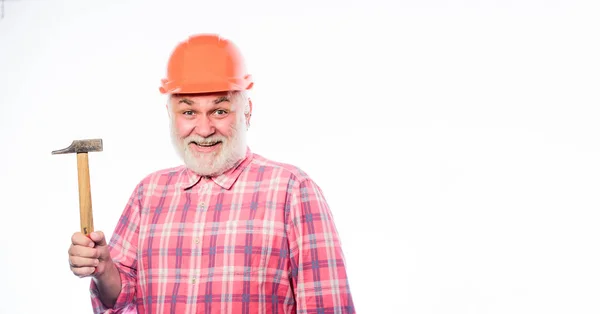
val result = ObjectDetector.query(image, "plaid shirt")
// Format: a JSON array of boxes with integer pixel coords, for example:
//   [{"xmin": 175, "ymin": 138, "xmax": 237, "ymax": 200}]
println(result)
[{"xmin": 90, "ymin": 148, "xmax": 355, "ymax": 313}]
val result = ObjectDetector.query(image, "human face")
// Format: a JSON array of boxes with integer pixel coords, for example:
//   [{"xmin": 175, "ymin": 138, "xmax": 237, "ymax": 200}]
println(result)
[{"xmin": 168, "ymin": 91, "xmax": 251, "ymax": 176}]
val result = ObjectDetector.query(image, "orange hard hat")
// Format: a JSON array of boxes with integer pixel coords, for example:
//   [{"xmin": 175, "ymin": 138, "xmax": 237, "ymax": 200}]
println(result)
[{"xmin": 159, "ymin": 34, "xmax": 254, "ymax": 94}]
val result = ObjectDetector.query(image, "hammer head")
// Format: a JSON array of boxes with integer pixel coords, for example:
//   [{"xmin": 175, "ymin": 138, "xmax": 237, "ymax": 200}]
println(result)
[{"xmin": 52, "ymin": 139, "xmax": 103, "ymax": 155}]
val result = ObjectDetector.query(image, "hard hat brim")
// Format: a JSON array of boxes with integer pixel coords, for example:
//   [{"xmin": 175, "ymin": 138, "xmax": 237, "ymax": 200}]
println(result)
[{"xmin": 159, "ymin": 77, "xmax": 253, "ymax": 94}]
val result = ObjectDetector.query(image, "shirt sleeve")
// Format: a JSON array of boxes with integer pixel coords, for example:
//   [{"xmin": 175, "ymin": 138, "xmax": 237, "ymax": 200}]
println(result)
[
  {"xmin": 287, "ymin": 177, "xmax": 356, "ymax": 313},
  {"xmin": 89, "ymin": 183, "xmax": 142, "ymax": 314}
]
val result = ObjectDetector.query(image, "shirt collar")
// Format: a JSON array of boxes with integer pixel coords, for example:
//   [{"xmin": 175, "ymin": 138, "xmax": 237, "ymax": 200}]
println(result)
[{"xmin": 183, "ymin": 147, "xmax": 253, "ymax": 190}]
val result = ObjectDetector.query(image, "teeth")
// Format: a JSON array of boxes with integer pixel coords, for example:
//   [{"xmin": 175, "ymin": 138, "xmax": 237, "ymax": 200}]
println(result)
[{"xmin": 194, "ymin": 141, "xmax": 219, "ymax": 147}]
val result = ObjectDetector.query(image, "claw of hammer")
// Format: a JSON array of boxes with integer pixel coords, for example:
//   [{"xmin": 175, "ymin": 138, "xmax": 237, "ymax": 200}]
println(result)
[{"xmin": 52, "ymin": 139, "xmax": 103, "ymax": 236}]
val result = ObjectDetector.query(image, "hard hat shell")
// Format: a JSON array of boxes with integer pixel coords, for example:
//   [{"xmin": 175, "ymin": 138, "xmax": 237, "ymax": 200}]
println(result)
[{"xmin": 159, "ymin": 34, "xmax": 254, "ymax": 94}]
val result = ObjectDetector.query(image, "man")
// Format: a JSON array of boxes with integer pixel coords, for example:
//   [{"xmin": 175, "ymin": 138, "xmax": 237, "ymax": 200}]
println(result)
[{"xmin": 68, "ymin": 33, "xmax": 355, "ymax": 313}]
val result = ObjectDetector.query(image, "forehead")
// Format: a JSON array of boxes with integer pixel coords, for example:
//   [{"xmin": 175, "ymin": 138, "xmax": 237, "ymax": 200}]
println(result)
[{"xmin": 170, "ymin": 91, "xmax": 232, "ymax": 105}]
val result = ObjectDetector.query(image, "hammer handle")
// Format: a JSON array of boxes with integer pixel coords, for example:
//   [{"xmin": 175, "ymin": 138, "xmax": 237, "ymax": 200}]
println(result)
[{"xmin": 77, "ymin": 153, "xmax": 94, "ymax": 236}]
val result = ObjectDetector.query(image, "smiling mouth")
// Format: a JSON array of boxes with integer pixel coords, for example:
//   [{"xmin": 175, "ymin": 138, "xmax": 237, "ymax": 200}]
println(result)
[{"xmin": 190, "ymin": 141, "xmax": 221, "ymax": 147}]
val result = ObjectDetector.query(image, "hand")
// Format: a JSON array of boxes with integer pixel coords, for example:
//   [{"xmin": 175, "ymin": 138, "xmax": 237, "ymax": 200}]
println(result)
[{"xmin": 68, "ymin": 231, "xmax": 112, "ymax": 278}]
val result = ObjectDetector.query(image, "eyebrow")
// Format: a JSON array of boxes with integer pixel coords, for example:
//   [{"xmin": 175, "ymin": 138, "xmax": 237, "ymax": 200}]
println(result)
[
  {"xmin": 213, "ymin": 96, "xmax": 230, "ymax": 104},
  {"xmin": 178, "ymin": 96, "xmax": 230, "ymax": 105},
  {"xmin": 178, "ymin": 98, "xmax": 194, "ymax": 105}
]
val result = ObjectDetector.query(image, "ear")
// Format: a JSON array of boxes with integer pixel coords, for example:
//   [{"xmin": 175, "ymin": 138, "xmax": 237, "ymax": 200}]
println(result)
[
  {"xmin": 245, "ymin": 98, "xmax": 253, "ymax": 128},
  {"xmin": 165, "ymin": 98, "xmax": 173, "ymax": 119}
]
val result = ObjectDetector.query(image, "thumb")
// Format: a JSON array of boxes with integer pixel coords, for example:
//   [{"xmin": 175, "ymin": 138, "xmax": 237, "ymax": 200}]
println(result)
[{"xmin": 89, "ymin": 231, "xmax": 107, "ymax": 247}]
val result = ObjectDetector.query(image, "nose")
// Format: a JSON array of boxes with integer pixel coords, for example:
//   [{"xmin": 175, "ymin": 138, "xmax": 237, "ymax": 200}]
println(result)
[{"xmin": 193, "ymin": 115, "xmax": 216, "ymax": 138}]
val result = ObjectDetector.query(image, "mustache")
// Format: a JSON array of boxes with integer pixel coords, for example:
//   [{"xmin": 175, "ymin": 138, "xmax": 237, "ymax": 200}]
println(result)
[{"xmin": 183, "ymin": 135, "xmax": 227, "ymax": 145}]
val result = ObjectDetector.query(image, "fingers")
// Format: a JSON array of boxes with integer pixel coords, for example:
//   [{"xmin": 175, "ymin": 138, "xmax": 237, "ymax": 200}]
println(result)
[
  {"xmin": 71, "ymin": 266, "xmax": 96, "ymax": 278},
  {"xmin": 68, "ymin": 246, "xmax": 100, "ymax": 278},
  {"xmin": 70, "ymin": 255, "xmax": 99, "ymax": 268},
  {"xmin": 69, "ymin": 231, "xmax": 109, "ymax": 279},
  {"xmin": 69, "ymin": 244, "xmax": 100, "ymax": 259},
  {"xmin": 71, "ymin": 232, "xmax": 94, "ymax": 247},
  {"xmin": 71, "ymin": 231, "xmax": 108, "ymax": 248},
  {"xmin": 89, "ymin": 231, "xmax": 107, "ymax": 247}
]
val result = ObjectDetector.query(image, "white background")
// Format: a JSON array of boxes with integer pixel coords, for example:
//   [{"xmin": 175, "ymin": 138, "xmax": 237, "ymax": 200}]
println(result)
[{"xmin": 1, "ymin": 0, "xmax": 600, "ymax": 313}]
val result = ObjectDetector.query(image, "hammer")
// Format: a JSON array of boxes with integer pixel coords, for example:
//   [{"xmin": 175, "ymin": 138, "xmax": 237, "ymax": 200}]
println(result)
[{"xmin": 52, "ymin": 139, "xmax": 103, "ymax": 237}]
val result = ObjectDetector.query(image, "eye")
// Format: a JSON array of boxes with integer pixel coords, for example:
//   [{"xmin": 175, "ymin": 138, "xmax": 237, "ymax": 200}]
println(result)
[
  {"xmin": 214, "ymin": 109, "xmax": 228, "ymax": 116},
  {"xmin": 182, "ymin": 110, "xmax": 194, "ymax": 116}
]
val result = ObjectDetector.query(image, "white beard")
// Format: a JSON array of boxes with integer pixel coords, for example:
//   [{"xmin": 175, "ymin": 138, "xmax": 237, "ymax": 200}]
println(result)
[{"xmin": 170, "ymin": 118, "xmax": 247, "ymax": 177}]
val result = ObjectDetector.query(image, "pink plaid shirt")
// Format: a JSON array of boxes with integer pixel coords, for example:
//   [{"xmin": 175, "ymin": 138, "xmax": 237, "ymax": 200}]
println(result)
[{"xmin": 90, "ymin": 148, "xmax": 355, "ymax": 313}]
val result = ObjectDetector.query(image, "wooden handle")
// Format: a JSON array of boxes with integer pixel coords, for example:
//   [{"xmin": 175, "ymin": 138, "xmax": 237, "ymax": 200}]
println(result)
[{"xmin": 76, "ymin": 153, "xmax": 94, "ymax": 236}]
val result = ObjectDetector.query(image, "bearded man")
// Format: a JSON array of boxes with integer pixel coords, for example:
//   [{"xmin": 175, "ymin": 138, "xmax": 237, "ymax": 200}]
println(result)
[{"xmin": 67, "ymin": 33, "xmax": 355, "ymax": 314}]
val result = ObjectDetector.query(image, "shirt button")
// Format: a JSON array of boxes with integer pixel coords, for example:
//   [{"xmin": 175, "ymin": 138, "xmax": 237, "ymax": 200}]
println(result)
[
  {"xmin": 192, "ymin": 277, "xmax": 196, "ymax": 284},
  {"xmin": 195, "ymin": 238, "xmax": 200, "ymax": 244},
  {"xmin": 200, "ymin": 202, "xmax": 206, "ymax": 210}
]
